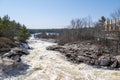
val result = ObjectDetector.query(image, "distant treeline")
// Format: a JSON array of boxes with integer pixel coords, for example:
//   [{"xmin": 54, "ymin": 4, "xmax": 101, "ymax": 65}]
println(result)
[{"xmin": 28, "ymin": 29, "xmax": 61, "ymax": 34}]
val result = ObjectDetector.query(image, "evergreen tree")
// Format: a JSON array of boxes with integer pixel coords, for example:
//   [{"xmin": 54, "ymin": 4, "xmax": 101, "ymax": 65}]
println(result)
[
  {"xmin": 18, "ymin": 25, "xmax": 30, "ymax": 42},
  {"xmin": 0, "ymin": 15, "xmax": 30, "ymax": 42}
]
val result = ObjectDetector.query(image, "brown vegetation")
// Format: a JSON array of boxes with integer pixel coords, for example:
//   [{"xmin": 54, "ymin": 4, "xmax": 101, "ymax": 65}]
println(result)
[{"xmin": 0, "ymin": 37, "xmax": 16, "ymax": 49}]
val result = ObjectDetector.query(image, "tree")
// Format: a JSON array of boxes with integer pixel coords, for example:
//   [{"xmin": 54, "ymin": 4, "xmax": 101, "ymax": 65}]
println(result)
[
  {"xmin": 94, "ymin": 16, "xmax": 106, "ymax": 39},
  {"xmin": 58, "ymin": 16, "xmax": 94, "ymax": 44},
  {"xmin": 111, "ymin": 8, "xmax": 120, "ymax": 19},
  {"xmin": 18, "ymin": 25, "xmax": 30, "ymax": 42},
  {"xmin": 99, "ymin": 16, "xmax": 106, "ymax": 23},
  {"xmin": 0, "ymin": 15, "xmax": 30, "ymax": 42},
  {"xmin": 0, "ymin": 17, "xmax": 3, "ymax": 36}
]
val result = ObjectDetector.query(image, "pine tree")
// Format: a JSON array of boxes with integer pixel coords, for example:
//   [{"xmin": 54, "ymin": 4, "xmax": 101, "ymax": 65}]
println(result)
[{"xmin": 18, "ymin": 25, "xmax": 30, "ymax": 42}]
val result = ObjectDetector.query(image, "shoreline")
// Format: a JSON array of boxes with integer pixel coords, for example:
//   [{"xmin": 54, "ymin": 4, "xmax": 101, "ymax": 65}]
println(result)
[{"xmin": 47, "ymin": 40, "xmax": 120, "ymax": 70}]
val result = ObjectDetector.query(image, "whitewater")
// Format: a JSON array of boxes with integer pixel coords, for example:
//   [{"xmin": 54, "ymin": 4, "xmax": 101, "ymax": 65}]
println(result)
[{"xmin": 5, "ymin": 37, "xmax": 120, "ymax": 80}]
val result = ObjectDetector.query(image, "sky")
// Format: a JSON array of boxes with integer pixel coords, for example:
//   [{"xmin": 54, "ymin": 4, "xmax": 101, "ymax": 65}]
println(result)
[{"xmin": 0, "ymin": 0, "xmax": 120, "ymax": 29}]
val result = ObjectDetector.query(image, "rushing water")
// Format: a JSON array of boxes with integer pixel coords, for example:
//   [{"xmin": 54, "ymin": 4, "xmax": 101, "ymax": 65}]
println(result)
[{"xmin": 5, "ymin": 37, "xmax": 120, "ymax": 80}]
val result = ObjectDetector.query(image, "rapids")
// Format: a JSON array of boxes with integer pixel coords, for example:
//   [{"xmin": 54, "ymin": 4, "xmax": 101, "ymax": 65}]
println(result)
[{"xmin": 5, "ymin": 37, "xmax": 120, "ymax": 80}]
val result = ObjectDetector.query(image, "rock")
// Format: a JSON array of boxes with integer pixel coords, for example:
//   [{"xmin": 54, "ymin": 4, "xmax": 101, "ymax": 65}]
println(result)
[
  {"xmin": 3, "ymin": 47, "xmax": 29, "ymax": 62},
  {"xmin": 11, "ymin": 55, "xmax": 21, "ymax": 62},
  {"xmin": 19, "ymin": 48, "xmax": 29, "ymax": 55},
  {"xmin": 99, "ymin": 60, "xmax": 109, "ymax": 66},
  {"xmin": 3, "ymin": 52, "xmax": 21, "ymax": 62},
  {"xmin": 20, "ymin": 43, "xmax": 30, "ymax": 49},
  {"xmin": 94, "ymin": 60, "xmax": 99, "ymax": 65},
  {"xmin": 116, "ymin": 55, "xmax": 120, "ymax": 64},
  {"xmin": 75, "ymin": 56, "xmax": 85, "ymax": 62},
  {"xmin": 98, "ymin": 56, "xmax": 111, "ymax": 66},
  {"xmin": 46, "ymin": 45, "xmax": 58, "ymax": 50},
  {"xmin": 3, "ymin": 47, "xmax": 29, "ymax": 58},
  {"xmin": 65, "ymin": 53, "xmax": 71, "ymax": 58},
  {"xmin": 111, "ymin": 60, "xmax": 118, "ymax": 68},
  {"xmin": 90, "ymin": 59, "xmax": 95, "ymax": 65},
  {"xmin": 3, "ymin": 52, "xmax": 16, "ymax": 58},
  {"xmin": 46, "ymin": 45, "xmax": 65, "ymax": 52},
  {"xmin": 11, "ymin": 47, "xmax": 29, "ymax": 55},
  {"xmin": 59, "ymin": 48, "xmax": 67, "ymax": 53},
  {"xmin": 47, "ymin": 41, "xmax": 120, "ymax": 69}
]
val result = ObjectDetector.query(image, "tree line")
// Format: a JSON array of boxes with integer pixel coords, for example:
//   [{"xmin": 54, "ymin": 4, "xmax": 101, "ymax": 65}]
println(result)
[
  {"xmin": 58, "ymin": 9, "xmax": 120, "ymax": 44},
  {"xmin": 0, "ymin": 15, "xmax": 30, "ymax": 42},
  {"xmin": 28, "ymin": 29, "xmax": 60, "ymax": 34}
]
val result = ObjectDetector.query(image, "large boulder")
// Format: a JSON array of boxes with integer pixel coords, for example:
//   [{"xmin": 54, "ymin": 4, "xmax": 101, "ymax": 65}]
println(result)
[
  {"xmin": 3, "ymin": 47, "xmax": 29, "ymax": 57},
  {"xmin": 98, "ymin": 56, "xmax": 111, "ymax": 66},
  {"xmin": 110, "ymin": 60, "xmax": 118, "ymax": 68},
  {"xmin": 65, "ymin": 53, "xmax": 72, "ymax": 58},
  {"xmin": 75, "ymin": 56, "xmax": 85, "ymax": 62},
  {"xmin": 3, "ymin": 47, "xmax": 29, "ymax": 62},
  {"xmin": 20, "ymin": 43, "xmax": 30, "ymax": 49},
  {"xmin": 11, "ymin": 47, "xmax": 29, "ymax": 55},
  {"xmin": 11, "ymin": 55, "xmax": 21, "ymax": 62},
  {"xmin": 116, "ymin": 55, "xmax": 120, "ymax": 64}
]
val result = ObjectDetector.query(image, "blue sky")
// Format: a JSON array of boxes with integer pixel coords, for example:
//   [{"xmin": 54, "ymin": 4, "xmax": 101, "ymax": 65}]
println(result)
[{"xmin": 0, "ymin": 0, "xmax": 120, "ymax": 29}]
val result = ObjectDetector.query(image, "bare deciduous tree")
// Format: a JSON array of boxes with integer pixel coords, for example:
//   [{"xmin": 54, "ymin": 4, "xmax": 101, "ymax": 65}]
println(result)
[
  {"xmin": 58, "ymin": 16, "xmax": 94, "ymax": 44},
  {"xmin": 111, "ymin": 8, "xmax": 120, "ymax": 19}
]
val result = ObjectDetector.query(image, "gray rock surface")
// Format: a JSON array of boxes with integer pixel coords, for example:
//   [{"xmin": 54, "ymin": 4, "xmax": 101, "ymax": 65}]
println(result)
[
  {"xmin": 47, "ymin": 41, "xmax": 120, "ymax": 69},
  {"xmin": 3, "ymin": 47, "xmax": 29, "ymax": 62}
]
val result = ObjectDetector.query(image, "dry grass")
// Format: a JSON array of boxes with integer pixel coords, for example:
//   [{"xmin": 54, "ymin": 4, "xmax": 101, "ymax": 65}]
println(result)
[{"xmin": 0, "ymin": 37, "xmax": 16, "ymax": 49}]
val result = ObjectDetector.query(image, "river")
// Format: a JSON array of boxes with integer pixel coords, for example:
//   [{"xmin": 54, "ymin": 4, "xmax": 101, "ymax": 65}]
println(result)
[{"xmin": 5, "ymin": 37, "xmax": 120, "ymax": 80}]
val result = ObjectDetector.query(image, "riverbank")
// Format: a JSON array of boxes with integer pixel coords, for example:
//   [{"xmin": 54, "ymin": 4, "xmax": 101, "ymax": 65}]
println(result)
[
  {"xmin": 0, "ymin": 37, "xmax": 30, "ymax": 79},
  {"xmin": 47, "ymin": 40, "xmax": 120, "ymax": 70}
]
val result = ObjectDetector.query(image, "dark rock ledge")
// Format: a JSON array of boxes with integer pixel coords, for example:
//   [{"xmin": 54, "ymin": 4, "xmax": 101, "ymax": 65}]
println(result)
[
  {"xmin": 0, "ymin": 42, "xmax": 30, "ymax": 79},
  {"xmin": 47, "ymin": 41, "xmax": 120, "ymax": 70}
]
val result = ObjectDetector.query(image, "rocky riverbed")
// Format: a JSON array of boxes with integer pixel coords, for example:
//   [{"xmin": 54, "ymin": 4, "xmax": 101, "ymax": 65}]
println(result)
[
  {"xmin": 0, "ymin": 40, "xmax": 30, "ymax": 79},
  {"xmin": 1, "ymin": 37, "xmax": 120, "ymax": 80},
  {"xmin": 47, "ymin": 41, "xmax": 120, "ymax": 70}
]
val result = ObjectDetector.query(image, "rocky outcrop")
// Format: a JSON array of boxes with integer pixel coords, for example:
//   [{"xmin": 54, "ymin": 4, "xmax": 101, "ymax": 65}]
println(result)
[
  {"xmin": 47, "ymin": 41, "xmax": 120, "ymax": 69},
  {"xmin": 20, "ymin": 42, "xmax": 31, "ymax": 49},
  {"xmin": 3, "ymin": 47, "xmax": 29, "ymax": 62},
  {"xmin": 0, "ymin": 41, "xmax": 30, "ymax": 79}
]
